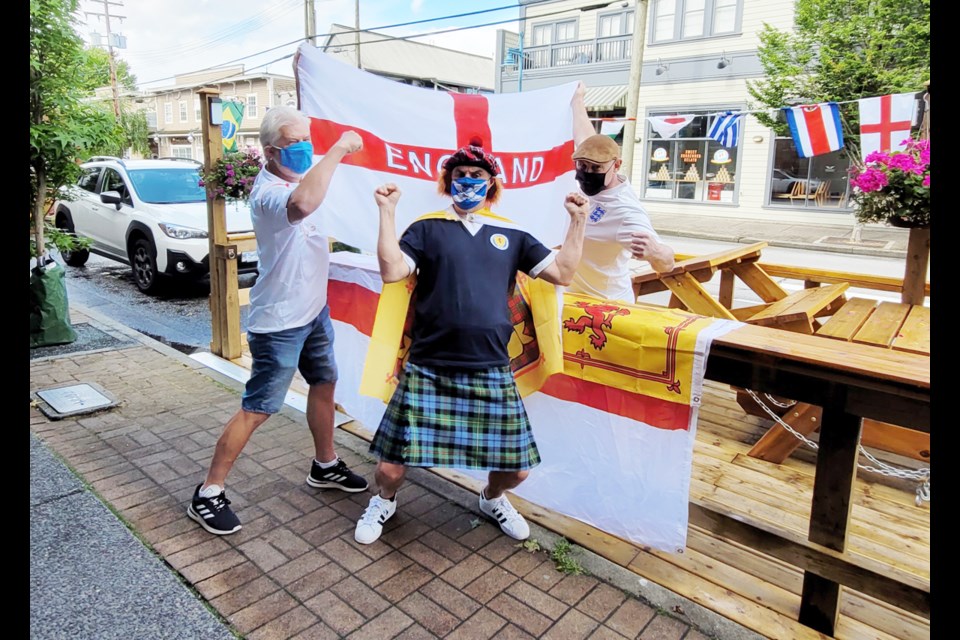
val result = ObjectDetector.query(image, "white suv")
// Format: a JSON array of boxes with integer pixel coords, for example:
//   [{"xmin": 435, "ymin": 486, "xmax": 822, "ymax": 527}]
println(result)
[{"xmin": 53, "ymin": 156, "xmax": 257, "ymax": 294}]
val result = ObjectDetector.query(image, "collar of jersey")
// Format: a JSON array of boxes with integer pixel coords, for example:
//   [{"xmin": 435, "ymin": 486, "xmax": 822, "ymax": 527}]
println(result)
[{"xmin": 415, "ymin": 206, "xmax": 521, "ymax": 230}]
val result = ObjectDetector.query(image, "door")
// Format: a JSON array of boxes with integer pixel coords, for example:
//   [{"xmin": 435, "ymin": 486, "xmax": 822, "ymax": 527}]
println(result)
[{"xmin": 89, "ymin": 168, "xmax": 135, "ymax": 257}]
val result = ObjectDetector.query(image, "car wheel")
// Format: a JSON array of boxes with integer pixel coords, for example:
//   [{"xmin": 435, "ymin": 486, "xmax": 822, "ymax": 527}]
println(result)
[
  {"xmin": 131, "ymin": 237, "xmax": 165, "ymax": 294},
  {"xmin": 55, "ymin": 210, "xmax": 89, "ymax": 267}
]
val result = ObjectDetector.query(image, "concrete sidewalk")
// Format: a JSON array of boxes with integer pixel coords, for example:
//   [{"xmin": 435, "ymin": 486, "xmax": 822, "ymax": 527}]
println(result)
[
  {"xmin": 30, "ymin": 302, "xmax": 763, "ymax": 640},
  {"xmin": 646, "ymin": 212, "xmax": 911, "ymax": 258}
]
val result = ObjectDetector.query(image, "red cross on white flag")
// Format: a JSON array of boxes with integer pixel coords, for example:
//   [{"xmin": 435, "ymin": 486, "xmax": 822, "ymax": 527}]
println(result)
[
  {"xmin": 858, "ymin": 92, "xmax": 918, "ymax": 157},
  {"xmin": 295, "ymin": 44, "xmax": 579, "ymax": 253}
]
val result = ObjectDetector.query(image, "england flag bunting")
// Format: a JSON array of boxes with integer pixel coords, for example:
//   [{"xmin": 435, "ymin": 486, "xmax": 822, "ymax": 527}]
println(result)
[
  {"xmin": 707, "ymin": 111, "xmax": 742, "ymax": 148},
  {"xmin": 858, "ymin": 92, "xmax": 918, "ymax": 157},
  {"xmin": 783, "ymin": 102, "xmax": 845, "ymax": 158}
]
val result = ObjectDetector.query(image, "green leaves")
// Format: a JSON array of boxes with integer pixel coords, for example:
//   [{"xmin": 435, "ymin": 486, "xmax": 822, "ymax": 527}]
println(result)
[
  {"xmin": 30, "ymin": 0, "xmax": 126, "ymax": 256},
  {"xmin": 747, "ymin": 0, "xmax": 929, "ymax": 145}
]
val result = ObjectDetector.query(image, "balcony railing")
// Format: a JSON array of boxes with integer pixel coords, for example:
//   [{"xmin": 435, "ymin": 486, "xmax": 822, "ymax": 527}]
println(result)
[{"xmin": 514, "ymin": 34, "xmax": 632, "ymax": 71}]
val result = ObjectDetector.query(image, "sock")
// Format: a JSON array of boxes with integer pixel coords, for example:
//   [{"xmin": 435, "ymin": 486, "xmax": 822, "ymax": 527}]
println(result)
[
  {"xmin": 199, "ymin": 484, "xmax": 223, "ymax": 499},
  {"xmin": 316, "ymin": 457, "xmax": 339, "ymax": 469}
]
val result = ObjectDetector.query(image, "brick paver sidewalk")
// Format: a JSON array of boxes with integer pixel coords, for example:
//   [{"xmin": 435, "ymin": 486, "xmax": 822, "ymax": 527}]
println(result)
[{"xmin": 30, "ymin": 329, "xmax": 711, "ymax": 640}]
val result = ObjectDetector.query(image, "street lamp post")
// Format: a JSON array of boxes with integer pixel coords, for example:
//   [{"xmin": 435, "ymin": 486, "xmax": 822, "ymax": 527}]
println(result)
[{"xmin": 621, "ymin": 0, "xmax": 649, "ymax": 179}]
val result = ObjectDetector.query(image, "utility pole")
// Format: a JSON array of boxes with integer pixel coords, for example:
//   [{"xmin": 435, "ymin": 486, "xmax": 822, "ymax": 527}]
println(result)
[
  {"xmin": 621, "ymin": 0, "xmax": 648, "ymax": 180},
  {"xmin": 354, "ymin": 0, "xmax": 361, "ymax": 68},
  {"xmin": 305, "ymin": 0, "xmax": 316, "ymax": 46},
  {"xmin": 85, "ymin": 0, "xmax": 125, "ymax": 122}
]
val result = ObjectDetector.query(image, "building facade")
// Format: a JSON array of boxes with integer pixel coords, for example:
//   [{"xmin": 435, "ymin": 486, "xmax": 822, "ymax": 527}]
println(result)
[
  {"xmin": 496, "ymin": 0, "xmax": 858, "ymax": 226},
  {"xmin": 138, "ymin": 67, "xmax": 297, "ymax": 162}
]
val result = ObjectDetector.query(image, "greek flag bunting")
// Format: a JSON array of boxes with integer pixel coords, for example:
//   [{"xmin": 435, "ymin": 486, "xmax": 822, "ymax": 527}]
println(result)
[{"xmin": 707, "ymin": 111, "xmax": 742, "ymax": 148}]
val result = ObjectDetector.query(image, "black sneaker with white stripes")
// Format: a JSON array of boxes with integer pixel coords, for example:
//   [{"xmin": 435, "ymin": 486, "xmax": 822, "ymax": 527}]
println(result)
[
  {"xmin": 187, "ymin": 484, "xmax": 242, "ymax": 535},
  {"xmin": 306, "ymin": 458, "xmax": 369, "ymax": 492}
]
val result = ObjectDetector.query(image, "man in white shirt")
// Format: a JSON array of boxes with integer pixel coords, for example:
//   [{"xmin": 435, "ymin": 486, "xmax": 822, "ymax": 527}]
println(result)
[
  {"xmin": 187, "ymin": 107, "xmax": 369, "ymax": 536},
  {"xmin": 570, "ymin": 84, "xmax": 675, "ymax": 303}
]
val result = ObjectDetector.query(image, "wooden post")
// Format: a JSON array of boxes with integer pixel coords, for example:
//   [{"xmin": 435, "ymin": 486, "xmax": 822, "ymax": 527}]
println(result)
[
  {"xmin": 199, "ymin": 88, "xmax": 242, "ymax": 359},
  {"xmin": 902, "ymin": 227, "xmax": 930, "ymax": 305},
  {"xmin": 902, "ymin": 82, "xmax": 931, "ymax": 306}
]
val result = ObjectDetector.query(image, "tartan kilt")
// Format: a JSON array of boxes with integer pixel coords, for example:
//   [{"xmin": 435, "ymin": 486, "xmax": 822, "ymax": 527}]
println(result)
[{"xmin": 369, "ymin": 362, "xmax": 541, "ymax": 470}]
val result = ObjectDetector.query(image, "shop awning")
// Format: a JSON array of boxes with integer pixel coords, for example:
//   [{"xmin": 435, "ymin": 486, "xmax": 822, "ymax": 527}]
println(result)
[{"xmin": 583, "ymin": 85, "xmax": 628, "ymax": 111}]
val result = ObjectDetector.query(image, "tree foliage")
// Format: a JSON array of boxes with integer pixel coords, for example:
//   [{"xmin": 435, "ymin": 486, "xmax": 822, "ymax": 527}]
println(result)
[
  {"xmin": 78, "ymin": 46, "xmax": 138, "ymax": 93},
  {"xmin": 747, "ymin": 0, "xmax": 930, "ymax": 160},
  {"xmin": 30, "ymin": 0, "xmax": 125, "ymax": 257}
]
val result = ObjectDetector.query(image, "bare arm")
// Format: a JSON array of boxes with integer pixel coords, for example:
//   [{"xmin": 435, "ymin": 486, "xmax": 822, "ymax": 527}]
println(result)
[
  {"xmin": 287, "ymin": 130, "xmax": 363, "ymax": 223},
  {"xmin": 631, "ymin": 231, "xmax": 676, "ymax": 273},
  {"xmin": 374, "ymin": 183, "xmax": 411, "ymax": 283},
  {"xmin": 572, "ymin": 81, "xmax": 595, "ymax": 146},
  {"xmin": 538, "ymin": 193, "xmax": 589, "ymax": 286}
]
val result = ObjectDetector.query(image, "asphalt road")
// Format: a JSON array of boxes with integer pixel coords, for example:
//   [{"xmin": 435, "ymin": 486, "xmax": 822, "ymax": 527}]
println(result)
[{"xmin": 62, "ymin": 253, "xmax": 254, "ymax": 354}]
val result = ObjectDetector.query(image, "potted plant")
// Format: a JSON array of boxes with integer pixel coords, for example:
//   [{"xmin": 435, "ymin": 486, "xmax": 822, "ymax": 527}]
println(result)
[
  {"xmin": 849, "ymin": 138, "xmax": 930, "ymax": 229},
  {"xmin": 199, "ymin": 148, "xmax": 262, "ymax": 203}
]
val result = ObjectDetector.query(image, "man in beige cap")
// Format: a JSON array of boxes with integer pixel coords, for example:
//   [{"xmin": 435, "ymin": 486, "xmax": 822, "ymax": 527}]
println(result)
[{"xmin": 569, "ymin": 83, "xmax": 674, "ymax": 302}]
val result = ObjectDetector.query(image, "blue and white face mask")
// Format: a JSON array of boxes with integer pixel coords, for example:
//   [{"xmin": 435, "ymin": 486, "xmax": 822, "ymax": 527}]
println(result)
[
  {"xmin": 451, "ymin": 177, "xmax": 488, "ymax": 210},
  {"xmin": 272, "ymin": 140, "xmax": 314, "ymax": 175}
]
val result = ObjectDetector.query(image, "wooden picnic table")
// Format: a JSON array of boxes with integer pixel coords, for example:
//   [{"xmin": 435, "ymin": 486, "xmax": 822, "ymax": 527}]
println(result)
[
  {"xmin": 747, "ymin": 297, "xmax": 930, "ymax": 463},
  {"xmin": 706, "ymin": 323, "xmax": 929, "ymax": 636}
]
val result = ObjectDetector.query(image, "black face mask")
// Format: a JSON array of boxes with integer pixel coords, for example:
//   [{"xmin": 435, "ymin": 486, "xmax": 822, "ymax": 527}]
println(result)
[{"xmin": 575, "ymin": 168, "xmax": 608, "ymax": 196}]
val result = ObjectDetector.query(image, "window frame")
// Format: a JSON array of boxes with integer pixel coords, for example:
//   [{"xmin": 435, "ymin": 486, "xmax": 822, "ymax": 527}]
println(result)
[
  {"xmin": 246, "ymin": 93, "xmax": 258, "ymax": 119},
  {"xmin": 164, "ymin": 102, "xmax": 173, "ymax": 125},
  {"xmin": 597, "ymin": 8, "xmax": 635, "ymax": 38},
  {"xmin": 649, "ymin": 0, "xmax": 742, "ymax": 44},
  {"xmin": 641, "ymin": 107, "xmax": 743, "ymax": 205},
  {"xmin": 179, "ymin": 101, "xmax": 188, "ymax": 123},
  {"xmin": 529, "ymin": 17, "xmax": 579, "ymax": 46}
]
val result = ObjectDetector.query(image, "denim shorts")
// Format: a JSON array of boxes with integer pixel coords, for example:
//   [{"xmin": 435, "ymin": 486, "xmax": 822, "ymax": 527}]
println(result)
[{"xmin": 242, "ymin": 306, "xmax": 338, "ymax": 415}]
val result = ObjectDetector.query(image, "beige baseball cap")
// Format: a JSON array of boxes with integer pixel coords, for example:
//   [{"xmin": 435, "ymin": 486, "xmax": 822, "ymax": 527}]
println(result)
[{"xmin": 572, "ymin": 134, "xmax": 621, "ymax": 163}]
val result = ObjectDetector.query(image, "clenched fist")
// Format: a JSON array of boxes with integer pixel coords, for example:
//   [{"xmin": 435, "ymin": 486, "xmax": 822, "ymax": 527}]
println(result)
[
  {"xmin": 336, "ymin": 130, "xmax": 363, "ymax": 154},
  {"xmin": 564, "ymin": 192, "xmax": 589, "ymax": 219},
  {"xmin": 374, "ymin": 183, "xmax": 401, "ymax": 207}
]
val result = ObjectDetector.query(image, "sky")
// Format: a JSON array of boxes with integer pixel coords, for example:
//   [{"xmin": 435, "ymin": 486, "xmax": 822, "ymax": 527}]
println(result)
[{"xmin": 76, "ymin": 0, "xmax": 525, "ymax": 89}]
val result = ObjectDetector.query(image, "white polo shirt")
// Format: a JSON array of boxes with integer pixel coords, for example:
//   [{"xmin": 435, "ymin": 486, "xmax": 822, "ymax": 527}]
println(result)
[
  {"xmin": 567, "ymin": 176, "xmax": 661, "ymax": 303},
  {"xmin": 246, "ymin": 169, "xmax": 330, "ymax": 333}
]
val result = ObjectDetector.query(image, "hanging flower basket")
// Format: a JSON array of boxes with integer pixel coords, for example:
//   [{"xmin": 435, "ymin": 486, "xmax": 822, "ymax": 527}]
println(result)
[
  {"xmin": 849, "ymin": 138, "xmax": 930, "ymax": 229},
  {"xmin": 199, "ymin": 149, "xmax": 262, "ymax": 202},
  {"xmin": 887, "ymin": 215, "xmax": 930, "ymax": 230}
]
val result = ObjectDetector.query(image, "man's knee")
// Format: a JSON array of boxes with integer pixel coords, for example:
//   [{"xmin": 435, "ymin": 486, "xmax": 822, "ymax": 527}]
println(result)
[{"xmin": 375, "ymin": 461, "xmax": 406, "ymax": 485}]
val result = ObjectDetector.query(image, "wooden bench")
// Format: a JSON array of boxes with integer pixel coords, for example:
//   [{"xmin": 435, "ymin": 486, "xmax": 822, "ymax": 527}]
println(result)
[
  {"xmin": 746, "ymin": 297, "xmax": 931, "ymax": 463},
  {"xmin": 744, "ymin": 282, "xmax": 849, "ymax": 334},
  {"xmin": 631, "ymin": 241, "xmax": 788, "ymax": 319}
]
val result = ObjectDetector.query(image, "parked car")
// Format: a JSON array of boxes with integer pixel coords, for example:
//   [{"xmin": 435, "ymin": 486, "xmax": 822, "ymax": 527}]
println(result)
[
  {"xmin": 52, "ymin": 156, "xmax": 257, "ymax": 294},
  {"xmin": 771, "ymin": 169, "xmax": 823, "ymax": 195}
]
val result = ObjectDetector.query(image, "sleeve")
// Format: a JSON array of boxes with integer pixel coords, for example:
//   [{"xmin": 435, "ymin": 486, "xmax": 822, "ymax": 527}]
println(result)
[
  {"xmin": 251, "ymin": 183, "xmax": 298, "ymax": 233},
  {"xmin": 398, "ymin": 220, "xmax": 426, "ymax": 270},
  {"xmin": 615, "ymin": 200, "xmax": 661, "ymax": 250},
  {"xmin": 517, "ymin": 232, "xmax": 554, "ymax": 277}
]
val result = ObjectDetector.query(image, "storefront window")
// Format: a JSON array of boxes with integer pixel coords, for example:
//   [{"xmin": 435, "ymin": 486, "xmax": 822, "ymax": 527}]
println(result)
[
  {"xmin": 642, "ymin": 110, "xmax": 739, "ymax": 204},
  {"xmin": 768, "ymin": 137, "xmax": 853, "ymax": 210}
]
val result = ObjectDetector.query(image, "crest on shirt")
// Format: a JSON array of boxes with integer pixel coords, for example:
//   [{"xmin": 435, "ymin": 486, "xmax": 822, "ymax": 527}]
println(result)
[
  {"xmin": 490, "ymin": 233, "xmax": 509, "ymax": 250},
  {"xmin": 589, "ymin": 204, "xmax": 607, "ymax": 223}
]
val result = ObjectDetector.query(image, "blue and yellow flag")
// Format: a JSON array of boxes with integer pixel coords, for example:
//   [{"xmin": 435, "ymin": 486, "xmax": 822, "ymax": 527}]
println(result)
[{"xmin": 220, "ymin": 101, "xmax": 245, "ymax": 152}]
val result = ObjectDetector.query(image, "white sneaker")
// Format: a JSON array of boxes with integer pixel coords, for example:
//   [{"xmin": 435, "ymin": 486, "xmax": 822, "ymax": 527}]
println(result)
[
  {"xmin": 354, "ymin": 494, "xmax": 397, "ymax": 544},
  {"xmin": 479, "ymin": 490, "xmax": 530, "ymax": 540}
]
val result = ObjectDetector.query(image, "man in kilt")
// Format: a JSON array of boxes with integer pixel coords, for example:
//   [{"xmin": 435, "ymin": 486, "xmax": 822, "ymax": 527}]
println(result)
[{"xmin": 355, "ymin": 139, "xmax": 589, "ymax": 544}]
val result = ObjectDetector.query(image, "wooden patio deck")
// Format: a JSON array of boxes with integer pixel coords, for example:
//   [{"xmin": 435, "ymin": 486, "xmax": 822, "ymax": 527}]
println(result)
[{"xmin": 225, "ymin": 347, "xmax": 930, "ymax": 640}]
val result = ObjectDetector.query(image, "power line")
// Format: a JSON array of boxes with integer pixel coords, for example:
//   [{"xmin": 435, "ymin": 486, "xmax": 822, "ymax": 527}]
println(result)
[{"xmin": 137, "ymin": 2, "xmax": 528, "ymax": 86}]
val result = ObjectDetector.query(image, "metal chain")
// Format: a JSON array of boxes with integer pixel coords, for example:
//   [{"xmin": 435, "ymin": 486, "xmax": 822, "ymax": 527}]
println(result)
[
  {"xmin": 745, "ymin": 389, "xmax": 930, "ymax": 505},
  {"xmin": 763, "ymin": 394, "xmax": 796, "ymax": 409}
]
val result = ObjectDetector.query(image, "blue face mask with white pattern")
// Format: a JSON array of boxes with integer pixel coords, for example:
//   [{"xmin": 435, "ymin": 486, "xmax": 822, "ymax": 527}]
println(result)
[{"xmin": 451, "ymin": 177, "xmax": 488, "ymax": 210}]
